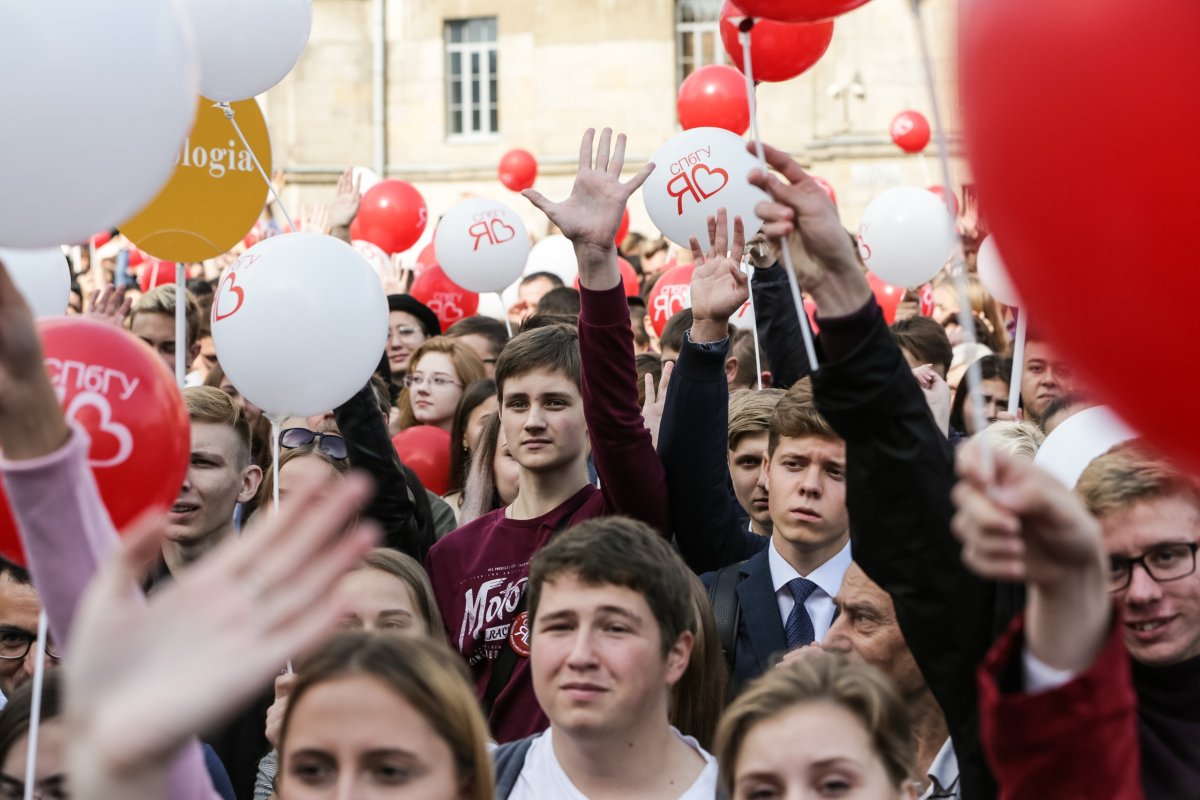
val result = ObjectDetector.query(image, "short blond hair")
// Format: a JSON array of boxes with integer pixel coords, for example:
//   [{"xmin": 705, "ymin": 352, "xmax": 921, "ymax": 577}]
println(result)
[
  {"xmin": 1076, "ymin": 441, "xmax": 1200, "ymax": 518},
  {"xmin": 130, "ymin": 284, "xmax": 201, "ymax": 349},
  {"xmin": 728, "ymin": 388, "xmax": 784, "ymax": 451},
  {"xmin": 975, "ymin": 420, "xmax": 1045, "ymax": 460},
  {"xmin": 183, "ymin": 386, "xmax": 250, "ymax": 468},
  {"xmin": 714, "ymin": 653, "xmax": 914, "ymax": 795}
]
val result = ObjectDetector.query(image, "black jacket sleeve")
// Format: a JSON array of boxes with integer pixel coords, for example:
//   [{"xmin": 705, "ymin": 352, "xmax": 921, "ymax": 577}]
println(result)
[
  {"xmin": 333, "ymin": 382, "xmax": 436, "ymax": 561},
  {"xmin": 752, "ymin": 263, "xmax": 812, "ymax": 390},
  {"xmin": 812, "ymin": 302, "xmax": 1007, "ymax": 800},
  {"xmin": 658, "ymin": 333, "xmax": 767, "ymax": 573}
]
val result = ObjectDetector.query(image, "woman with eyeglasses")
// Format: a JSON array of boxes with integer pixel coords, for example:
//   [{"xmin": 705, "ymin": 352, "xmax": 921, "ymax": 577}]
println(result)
[
  {"xmin": 385, "ymin": 295, "xmax": 441, "ymax": 381},
  {"xmin": 397, "ymin": 338, "xmax": 486, "ymax": 433}
]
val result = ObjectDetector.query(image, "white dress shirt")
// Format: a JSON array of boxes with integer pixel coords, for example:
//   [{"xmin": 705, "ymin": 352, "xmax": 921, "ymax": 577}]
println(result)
[{"xmin": 768, "ymin": 538, "xmax": 852, "ymax": 642}]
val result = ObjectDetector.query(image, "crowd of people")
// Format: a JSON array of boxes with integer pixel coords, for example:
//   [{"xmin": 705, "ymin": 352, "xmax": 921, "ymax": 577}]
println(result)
[{"xmin": 0, "ymin": 127, "xmax": 1193, "ymax": 800}]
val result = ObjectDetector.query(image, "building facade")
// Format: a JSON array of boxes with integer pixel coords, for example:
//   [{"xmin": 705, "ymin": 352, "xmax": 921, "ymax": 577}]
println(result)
[{"xmin": 263, "ymin": 0, "xmax": 965, "ymax": 258}]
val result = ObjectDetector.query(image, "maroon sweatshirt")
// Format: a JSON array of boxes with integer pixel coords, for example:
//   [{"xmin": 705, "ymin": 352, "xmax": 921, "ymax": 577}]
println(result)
[{"xmin": 426, "ymin": 282, "xmax": 670, "ymax": 742}]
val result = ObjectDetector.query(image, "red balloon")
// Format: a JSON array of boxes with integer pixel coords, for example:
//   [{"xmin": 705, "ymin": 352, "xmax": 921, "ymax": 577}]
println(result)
[
  {"xmin": 961, "ymin": 0, "xmax": 1200, "ymax": 475},
  {"xmin": 811, "ymin": 175, "xmax": 837, "ymax": 206},
  {"xmin": 867, "ymin": 272, "xmax": 902, "ymax": 324},
  {"xmin": 616, "ymin": 208, "xmax": 631, "ymax": 246},
  {"xmin": 138, "ymin": 260, "xmax": 177, "ymax": 293},
  {"xmin": 416, "ymin": 242, "xmax": 437, "ymax": 267},
  {"xmin": 350, "ymin": 180, "xmax": 428, "ymax": 255},
  {"xmin": 735, "ymin": 0, "xmax": 871, "ymax": 22},
  {"xmin": 391, "ymin": 426, "xmax": 452, "ymax": 496},
  {"xmin": 126, "ymin": 248, "xmax": 145, "ymax": 268},
  {"xmin": 890, "ymin": 110, "xmax": 931, "ymax": 154},
  {"xmin": 720, "ymin": 1, "xmax": 834, "ymax": 83},
  {"xmin": 0, "ymin": 319, "xmax": 190, "ymax": 566},
  {"xmin": 927, "ymin": 185, "xmax": 959, "ymax": 218},
  {"xmin": 647, "ymin": 264, "xmax": 695, "ymax": 337},
  {"xmin": 498, "ymin": 149, "xmax": 538, "ymax": 192},
  {"xmin": 677, "ymin": 65, "xmax": 750, "ymax": 135},
  {"xmin": 410, "ymin": 265, "xmax": 479, "ymax": 332},
  {"xmin": 90, "ymin": 230, "xmax": 113, "ymax": 248},
  {"xmin": 573, "ymin": 258, "xmax": 640, "ymax": 298}
]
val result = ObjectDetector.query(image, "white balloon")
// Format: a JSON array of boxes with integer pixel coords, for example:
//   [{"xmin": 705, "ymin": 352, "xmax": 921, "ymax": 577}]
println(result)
[
  {"xmin": 352, "ymin": 239, "xmax": 396, "ymax": 285},
  {"xmin": 643, "ymin": 127, "xmax": 768, "ymax": 249},
  {"xmin": 352, "ymin": 166, "xmax": 382, "ymax": 194},
  {"xmin": 476, "ymin": 291, "xmax": 508, "ymax": 322},
  {"xmin": 0, "ymin": 2, "xmax": 197, "ymax": 248},
  {"xmin": 1033, "ymin": 406, "xmax": 1138, "ymax": 490},
  {"xmin": 212, "ymin": 233, "xmax": 387, "ymax": 417},
  {"xmin": 525, "ymin": 235, "xmax": 578, "ymax": 286},
  {"xmin": 976, "ymin": 236, "xmax": 1021, "ymax": 307},
  {"xmin": 183, "ymin": 0, "xmax": 312, "ymax": 103},
  {"xmin": 729, "ymin": 297, "xmax": 756, "ymax": 330},
  {"xmin": 858, "ymin": 187, "xmax": 957, "ymax": 287},
  {"xmin": 435, "ymin": 199, "xmax": 531, "ymax": 294},
  {"xmin": 0, "ymin": 248, "xmax": 71, "ymax": 317}
]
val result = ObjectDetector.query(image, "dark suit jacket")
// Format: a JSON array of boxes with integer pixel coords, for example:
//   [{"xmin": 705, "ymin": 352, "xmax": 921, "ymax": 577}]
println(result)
[{"xmin": 701, "ymin": 548, "xmax": 786, "ymax": 696}]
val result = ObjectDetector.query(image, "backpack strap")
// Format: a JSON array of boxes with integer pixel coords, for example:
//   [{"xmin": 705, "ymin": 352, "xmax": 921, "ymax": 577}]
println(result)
[
  {"xmin": 708, "ymin": 561, "xmax": 745, "ymax": 673},
  {"xmin": 492, "ymin": 734, "xmax": 540, "ymax": 799}
]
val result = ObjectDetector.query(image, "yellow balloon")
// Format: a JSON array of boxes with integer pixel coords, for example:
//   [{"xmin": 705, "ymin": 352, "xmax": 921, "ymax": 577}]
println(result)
[{"xmin": 120, "ymin": 97, "xmax": 271, "ymax": 262}]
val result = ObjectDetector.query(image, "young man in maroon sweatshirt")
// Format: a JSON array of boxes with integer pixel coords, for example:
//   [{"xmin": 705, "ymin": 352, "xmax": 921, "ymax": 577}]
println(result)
[{"xmin": 426, "ymin": 128, "xmax": 669, "ymax": 742}]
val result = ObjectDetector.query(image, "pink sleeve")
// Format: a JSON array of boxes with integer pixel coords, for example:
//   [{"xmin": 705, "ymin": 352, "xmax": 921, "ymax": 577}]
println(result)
[{"xmin": 0, "ymin": 426, "xmax": 222, "ymax": 800}]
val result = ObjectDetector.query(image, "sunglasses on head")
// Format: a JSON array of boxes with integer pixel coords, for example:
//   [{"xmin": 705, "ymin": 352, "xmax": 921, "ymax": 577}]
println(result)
[{"xmin": 279, "ymin": 428, "xmax": 348, "ymax": 459}]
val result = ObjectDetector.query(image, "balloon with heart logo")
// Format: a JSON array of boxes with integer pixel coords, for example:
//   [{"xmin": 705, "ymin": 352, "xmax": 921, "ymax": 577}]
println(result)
[
  {"xmin": 647, "ymin": 264, "xmax": 695, "ymax": 337},
  {"xmin": 350, "ymin": 179, "xmax": 428, "ymax": 255},
  {"xmin": 211, "ymin": 232, "xmax": 388, "ymax": 417},
  {"xmin": 435, "ymin": 198, "xmax": 530, "ymax": 294},
  {"xmin": 857, "ymin": 187, "xmax": 956, "ymax": 288},
  {"xmin": 0, "ymin": 318, "xmax": 190, "ymax": 566},
  {"xmin": 890, "ymin": 110, "xmax": 931, "ymax": 155},
  {"xmin": 410, "ymin": 265, "xmax": 480, "ymax": 332},
  {"xmin": 643, "ymin": 127, "xmax": 769, "ymax": 250},
  {"xmin": 573, "ymin": 257, "xmax": 640, "ymax": 297}
]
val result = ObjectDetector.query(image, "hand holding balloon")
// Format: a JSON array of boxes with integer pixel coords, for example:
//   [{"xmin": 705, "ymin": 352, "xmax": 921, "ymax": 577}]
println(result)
[{"xmin": 747, "ymin": 142, "xmax": 870, "ymax": 317}]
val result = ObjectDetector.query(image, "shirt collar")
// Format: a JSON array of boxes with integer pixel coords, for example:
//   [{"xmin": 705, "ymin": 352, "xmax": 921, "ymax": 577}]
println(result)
[
  {"xmin": 922, "ymin": 739, "xmax": 959, "ymax": 799},
  {"xmin": 768, "ymin": 537, "xmax": 852, "ymax": 599}
]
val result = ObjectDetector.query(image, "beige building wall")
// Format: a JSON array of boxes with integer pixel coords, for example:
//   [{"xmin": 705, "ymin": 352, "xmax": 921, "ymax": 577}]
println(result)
[{"xmin": 262, "ymin": 0, "xmax": 965, "ymax": 261}]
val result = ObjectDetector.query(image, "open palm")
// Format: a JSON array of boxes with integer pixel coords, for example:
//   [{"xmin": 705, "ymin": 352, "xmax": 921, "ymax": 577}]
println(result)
[{"xmin": 689, "ymin": 209, "xmax": 749, "ymax": 324}]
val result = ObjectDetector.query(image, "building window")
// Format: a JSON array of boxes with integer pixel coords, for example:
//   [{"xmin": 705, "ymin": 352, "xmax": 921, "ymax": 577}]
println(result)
[
  {"xmin": 445, "ymin": 17, "xmax": 498, "ymax": 139},
  {"xmin": 676, "ymin": 0, "xmax": 724, "ymax": 86}
]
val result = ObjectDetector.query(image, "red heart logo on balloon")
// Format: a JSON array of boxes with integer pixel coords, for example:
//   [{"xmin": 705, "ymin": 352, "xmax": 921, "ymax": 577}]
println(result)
[
  {"xmin": 489, "ymin": 218, "xmax": 516, "ymax": 244},
  {"xmin": 65, "ymin": 392, "xmax": 133, "ymax": 469},
  {"xmin": 692, "ymin": 164, "xmax": 729, "ymax": 199},
  {"xmin": 214, "ymin": 271, "xmax": 245, "ymax": 322}
]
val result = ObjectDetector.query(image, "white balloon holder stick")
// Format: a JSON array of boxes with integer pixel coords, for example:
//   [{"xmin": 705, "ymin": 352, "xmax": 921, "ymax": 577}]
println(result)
[
  {"xmin": 743, "ymin": 260, "xmax": 764, "ymax": 390},
  {"xmin": 738, "ymin": 24, "xmax": 820, "ymax": 374},
  {"xmin": 908, "ymin": 0, "xmax": 990, "ymax": 467},
  {"xmin": 22, "ymin": 609, "xmax": 48, "ymax": 800},
  {"xmin": 175, "ymin": 262, "xmax": 186, "ymax": 389},
  {"xmin": 267, "ymin": 413, "xmax": 295, "ymax": 675},
  {"xmin": 1007, "ymin": 311, "xmax": 1028, "ymax": 417},
  {"xmin": 218, "ymin": 103, "xmax": 296, "ymax": 233}
]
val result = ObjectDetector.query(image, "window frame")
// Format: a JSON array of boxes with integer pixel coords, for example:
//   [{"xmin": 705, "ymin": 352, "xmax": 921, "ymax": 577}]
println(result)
[{"xmin": 445, "ymin": 17, "xmax": 500, "ymax": 142}]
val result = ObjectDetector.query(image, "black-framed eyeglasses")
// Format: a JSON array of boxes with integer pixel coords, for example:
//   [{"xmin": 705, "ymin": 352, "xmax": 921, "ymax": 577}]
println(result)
[
  {"xmin": 0, "ymin": 627, "xmax": 61, "ymax": 661},
  {"xmin": 279, "ymin": 428, "xmax": 348, "ymax": 460},
  {"xmin": 1108, "ymin": 542, "xmax": 1198, "ymax": 592}
]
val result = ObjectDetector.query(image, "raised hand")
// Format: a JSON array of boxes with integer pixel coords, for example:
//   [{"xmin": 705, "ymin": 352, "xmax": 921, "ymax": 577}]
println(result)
[
  {"xmin": 523, "ymin": 128, "xmax": 654, "ymax": 290},
  {"xmin": 0, "ymin": 260, "xmax": 68, "ymax": 460},
  {"xmin": 911, "ymin": 364, "xmax": 951, "ymax": 437},
  {"xmin": 951, "ymin": 439, "xmax": 1109, "ymax": 671},
  {"xmin": 748, "ymin": 143, "xmax": 870, "ymax": 318},
  {"xmin": 641, "ymin": 360, "xmax": 674, "ymax": 449},
  {"xmin": 66, "ymin": 472, "xmax": 379, "ymax": 783},
  {"xmin": 84, "ymin": 284, "xmax": 133, "ymax": 329},
  {"xmin": 330, "ymin": 167, "xmax": 362, "ymax": 242},
  {"xmin": 689, "ymin": 209, "xmax": 748, "ymax": 344}
]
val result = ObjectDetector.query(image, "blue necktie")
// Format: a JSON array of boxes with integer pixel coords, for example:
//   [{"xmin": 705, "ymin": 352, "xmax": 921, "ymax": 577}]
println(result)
[{"xmin": 784, "ymin": 577, "xmax": 818, "ymax": 650}]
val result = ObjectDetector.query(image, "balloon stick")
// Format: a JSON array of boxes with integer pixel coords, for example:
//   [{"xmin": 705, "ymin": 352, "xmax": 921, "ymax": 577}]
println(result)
[
  {"xmin": 175, "ymin": 262, "xmax": 186, "ymax": 389},
  {"xmin": 743, "ymin": 261, "xmax": 764, "ymax": 391},
  {"xmin": 22, "ymin": 610, "xmax": 48, "ymax": 800},
  {"xmin": 737, "ymin": 22, "xmax": 819, "ymax": 375},
  {"xmin": 268, "ymin": 413, "xmax": 295, "ymax": 675},
  {"xmin": 1007, "ymin": 310, "xmax": 1028, "ymax": 417},
  {"xmin": 500, "ymin": 293, "xmax": 513, "ymax": 338},
  {"xmin": 218, "ymin": 103, "xmax": 295, "ymax": 233},
  {"xmin": 908, "ymin": 0, "xmax": 990, "ymax": 467}
]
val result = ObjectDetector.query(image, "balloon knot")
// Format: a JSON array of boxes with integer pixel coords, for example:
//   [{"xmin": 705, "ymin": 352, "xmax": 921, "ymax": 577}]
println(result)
[{"xmin": 738, "ymin": 17, "xmax": 756, "ymax": 33}]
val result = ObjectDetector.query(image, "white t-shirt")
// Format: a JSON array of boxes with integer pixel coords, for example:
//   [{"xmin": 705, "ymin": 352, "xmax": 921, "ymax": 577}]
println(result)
[{"xmin": 508, "ymin": 727, "xmax": 719, "ymax": 800}]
